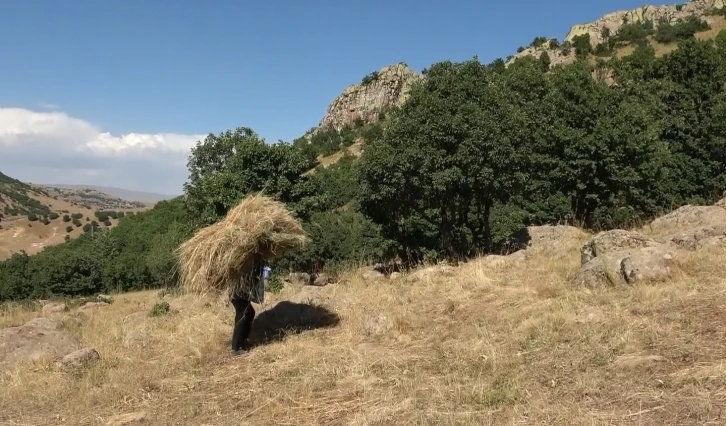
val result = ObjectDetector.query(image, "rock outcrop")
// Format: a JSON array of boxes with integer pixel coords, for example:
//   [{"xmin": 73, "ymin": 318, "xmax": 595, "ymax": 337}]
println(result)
[
  {"xmin": 507, "ymin": 0, "xmax": 725, "ymax": 68},
  {"xmin": 315, "ymin": 63, "xmax": 422, "ymax": 132},
  {"xmin": 0, "ymin": 317, "xmax": 81, "ymax": 370},
  {"xmin": 571, "ymin": 230, "xmax": 676, "ymax": 288},
  {"xmin": 565, "ymin": 0, "xmax": 725, "ymax": 48}
]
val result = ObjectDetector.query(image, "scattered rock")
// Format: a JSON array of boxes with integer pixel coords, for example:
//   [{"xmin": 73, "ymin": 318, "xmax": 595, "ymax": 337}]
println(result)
[
  {"xmin": 716, "ymin": 197, "xmax": 726, "ymax": 208},
  {"xmin": 312, "ymin": 273, "xmax": 331, "ymax": 286},
  {"xmin": 362, "ymin": 270, "xmax": 387, "ymax": 283},
  {"xmin": 286, "ymin": 272, "xmax": 312, "ymax": 286},
  {"xmin": 363, "ymin": 312, "xmax": 395, "ymax": 337},
  {"xmin": 664, "ymin": 224, "xmax": 726, "ymax": 250},
  {"xmin": 23, "ymin": 317, "xmax": 63, "ymax": 330},
  {"xmin": 613, "ymin": 354, "xmax": 666, "ymax": 370},
  {"xmin": 78, "ymin": 302, "xmax": 108, "ymax": 311},
  {"xmin": 580, "ymin": 230, "xmax": 658, "ymax": 265},
  {"xmin": 405, "ymin": 265, "xmax": 456, "ymax": 283},
  {"xmin": 620, "ymin": 246, "xmax": 675, "ymax": 284},
  {"xmin": 697, "ymin": 235, "xmax": 726, "ymax": 249},
  {"xmin": 573, "ymin": 244, "xmax": 676, "ymax": 288},
  {"xmin": 42, "ymin": 302, "xmax": 67, "ymax": 315},
  {"xmin": 55, "ymin": 347, "xmax": 100, "ymax": 371},
  {"xmin": 62, "ymin": 312, "xmax": 87, "ymax": 328},
  {"xmin": 649, "ymin": 205, "xmax": 726, "ymax": 235},
  {"xmin": 0, "ymin": 318, "xmax": 81, "ymax": 369},
  {"xmin": 97, "ymin": 294, "xmax": 114, "ymax": 303},
  {"xmin": 105, "ymin": 411, "xmax": 147, "ymax": 425},
  {"xmin": 570, "ymin": 259, "xmax": 621, "ymax": 289},
  {"xmin": 123, "ymin": 330, "xmax": 153, "ymax": 349},
  {"xmin": 389, "ymin": 272, "xmax": 401, "ymax": 280},
  {"xmin": 288, "ymin": 286, "xmax": 326, "ymax": 304}
]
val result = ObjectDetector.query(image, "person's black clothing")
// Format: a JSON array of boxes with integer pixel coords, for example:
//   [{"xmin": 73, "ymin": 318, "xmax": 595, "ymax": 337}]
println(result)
[{"xmin": 231, "ymin": 295, "xmax": 255, "ymax": 352}]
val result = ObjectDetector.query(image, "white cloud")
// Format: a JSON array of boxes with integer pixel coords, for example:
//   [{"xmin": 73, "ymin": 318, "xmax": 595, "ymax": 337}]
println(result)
[{"xmin": 0, "ymin": 107, "xmax": 206, "ymax": 195}]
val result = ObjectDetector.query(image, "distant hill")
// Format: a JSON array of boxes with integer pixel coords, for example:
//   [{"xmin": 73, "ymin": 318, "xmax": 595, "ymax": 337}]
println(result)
[
  {"xmin": 0, "ymin": 171, "xmax": 154, "ymax": 261},
  {"xmin": 36, "ymin": 184, "xmax": 177, "ymax": 204}
]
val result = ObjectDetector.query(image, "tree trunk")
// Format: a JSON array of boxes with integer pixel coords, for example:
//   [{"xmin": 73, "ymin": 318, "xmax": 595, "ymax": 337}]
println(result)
[{"xmin": 482, "ymin": 201, "xmax": 492, "ymax": 253}]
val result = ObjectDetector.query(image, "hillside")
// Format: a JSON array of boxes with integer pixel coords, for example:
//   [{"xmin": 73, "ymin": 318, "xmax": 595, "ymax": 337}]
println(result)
[
  {"xmin": 3, "ymin": 197, "xmax": 726, "ymax": 424},
  {"xmin": 0, "ymin": 171, "xmax": 151, "ymax": 261},
  {"xmin": 507, "ymin": 0, "xmax": 726, "ymax": 68},
  {"xmin": 35, "ymin": 185, "xmax": 150, "ymax": 211},
  {"xmin": 301, "ymin": 0, "xmax": 726, "ymax": 173},
  {"xmin": 37, "ymin": 184, "xmax": 175, "ymax": 205},
  {"xmin": 2, "ymin": 0, "xmax": 726, "ymax": 423}
]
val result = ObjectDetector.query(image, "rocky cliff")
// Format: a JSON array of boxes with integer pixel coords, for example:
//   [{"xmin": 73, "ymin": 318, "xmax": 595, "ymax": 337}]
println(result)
[
  {"xmin": 506, "ymin": 0, "xmax": 725, "ymax": 68},
  {"xmin": 565, "ymin": 0, "xmax": 725, "ymax": 47},
  {"xmin": 315, "ymin": 63, "xmax": 422, "ymax": 132}
]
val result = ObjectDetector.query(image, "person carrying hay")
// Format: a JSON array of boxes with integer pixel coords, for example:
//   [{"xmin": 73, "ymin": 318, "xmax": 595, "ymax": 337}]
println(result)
[{"xmin": 175, "ymin": 194, "xmax": 309, "ymax": 356}]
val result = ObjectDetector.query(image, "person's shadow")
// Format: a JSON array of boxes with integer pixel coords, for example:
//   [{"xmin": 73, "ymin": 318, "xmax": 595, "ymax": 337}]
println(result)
[{"xmin": 248, "ymin": 301, "xmax": 340, "ymax": 346}]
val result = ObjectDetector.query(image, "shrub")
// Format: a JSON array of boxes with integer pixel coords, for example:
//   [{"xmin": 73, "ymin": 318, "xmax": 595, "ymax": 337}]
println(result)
[
  {"xmin": 561, "ymin": 41, "xmax": 572, "ymax": 55},
  {"xmin": 65, "ymin": 226, "xmax": 73, "ymax": 233},
  {"xmin": 49, "ymin": 212, "xmax": 59, "ymax": 220},
  {"xmin": 361, "ymin": 71, "xmax": 380, "ymax": 86},
  {"xmin": 149, "ymin": 301, "xmax": 170, "ymax": 317},
  {"xmin": 572, "ymin": 34, "xmax": 592, "ymax": 58},
  {"xmin": 27, "ymin": 213, "xmax": 38, "ymax": 222},
  {"xmin": 530, "ymin": 36, "xmax": 548, "ymax": 48},
  {"xmin": 654, "ymin": 16, "xmax": 710, "ymax": 44},
  {"xmin": 62, "ymin": 215, "xmax": 71, "ymax": 222}
]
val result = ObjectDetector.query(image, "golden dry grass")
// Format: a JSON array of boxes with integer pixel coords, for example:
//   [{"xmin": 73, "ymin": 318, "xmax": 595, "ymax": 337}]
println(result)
[
  {"xmin": 2, "ymin": 230, "xmax": 726, "ymax": 425},
  {"xmin": 176, "ymin": 194, "xmax": 309, "ymax": 297}
]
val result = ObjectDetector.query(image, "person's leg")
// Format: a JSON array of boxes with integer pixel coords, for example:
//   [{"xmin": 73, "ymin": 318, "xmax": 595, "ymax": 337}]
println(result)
[{"xmin": 231, "ymin": 298, "xmax": 255, "ymax": 352}]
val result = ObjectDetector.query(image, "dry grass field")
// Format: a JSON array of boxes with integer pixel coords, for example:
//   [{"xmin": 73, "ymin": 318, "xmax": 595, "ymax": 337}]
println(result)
[{"xmin": 1, "ymin": 219, "xmax": 725, "ymax": 425}]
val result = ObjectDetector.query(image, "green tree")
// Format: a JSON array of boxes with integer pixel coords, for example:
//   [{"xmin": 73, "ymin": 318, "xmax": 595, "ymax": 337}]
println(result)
[
  {"xmin": 539, "ymin": 51, "xmax": 551, "ymax": 71},
  {"xmin": 183, "ymin": 127, "xmax": 313, "ymax": 226},
  {"xmin": 359, "ymin": 57, "xmax": 531, "ymax": 262}
]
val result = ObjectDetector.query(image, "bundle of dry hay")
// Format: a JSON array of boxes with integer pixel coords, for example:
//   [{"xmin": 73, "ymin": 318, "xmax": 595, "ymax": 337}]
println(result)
[{"xmin": 175, "ymin": 193, "xmax": 309, "ymax": 297}]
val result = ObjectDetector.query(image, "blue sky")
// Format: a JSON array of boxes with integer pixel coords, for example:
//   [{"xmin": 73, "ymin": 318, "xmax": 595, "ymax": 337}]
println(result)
[{"xmin": 0, "ymin": 0, "xmax": 649, "ymax": 194}]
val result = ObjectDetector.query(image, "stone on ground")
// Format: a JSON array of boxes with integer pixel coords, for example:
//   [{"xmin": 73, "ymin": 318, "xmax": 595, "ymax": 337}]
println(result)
[
  {"xmin": 573, "ymin": 230, "xmax": 676, "ymax": 287},
  {"xmin": 42, "ymin": 302, "xmax": 67, "ymax": 315},
  {"xmin": 405, "ymin": 265, "xmax": 455, "ymax": 283},
  {"xmin": 123, "ymin": 330, "xmax": 153, "ymax": 349},
  {"xmin": 580, "ymin": 229, "xmax": 659, "ymax": 265},
  {"xmin": 55, "ymin": 347, "xmax": 100, "ymax": 371},
  {"xmin": 648, "ymin": 205, "xmax": 726, "ymax": 236},
  {"xmin": 363, "ymin": 312, "xmax": 395, "ymax": 337},
  {"xmin": 285, "ymin": 272, "xmax": 311, "ymax": 286},
  {"xmin": 0, "ymin": 317, "xmax": 80, "ymax": 369}
]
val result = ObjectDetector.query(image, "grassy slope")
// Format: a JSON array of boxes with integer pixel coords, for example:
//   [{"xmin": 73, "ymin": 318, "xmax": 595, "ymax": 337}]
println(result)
[{"xmin": 2, "ymin": 211, "xmax": 725, "ymax": 424}]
